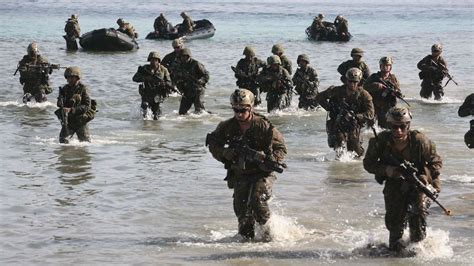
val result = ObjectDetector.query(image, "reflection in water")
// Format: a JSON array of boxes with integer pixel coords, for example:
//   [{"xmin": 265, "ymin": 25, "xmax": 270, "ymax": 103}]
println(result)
[{"xmin": 54, "ymin": 145, "xmax": 94, "ymax": 186}]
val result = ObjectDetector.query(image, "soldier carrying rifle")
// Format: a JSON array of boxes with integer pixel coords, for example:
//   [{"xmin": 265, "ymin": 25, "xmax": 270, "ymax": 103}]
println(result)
[
  {"xmin": 206, "ymin": 89, "xmax": 287, "ymax": 241},
  {"xmin": 15, "ymin": 42, "xmax": 62, "ymax": 103},
  {"xmin": 133, "ymin": 51, "xmax": 173, "ymax": 120},
  {"xmin": 233, "ymin": 46, "xmax": 266, "ymax": 106},
  {"xmin": 292, "ymin": 54, "xmax": 320, "ymax": 110}
]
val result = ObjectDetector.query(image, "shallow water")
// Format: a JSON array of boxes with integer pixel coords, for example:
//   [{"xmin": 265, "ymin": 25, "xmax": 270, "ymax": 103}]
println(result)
[{"xmin": 0, "ymin": 0, "xmax": 473, "ymax": 265}]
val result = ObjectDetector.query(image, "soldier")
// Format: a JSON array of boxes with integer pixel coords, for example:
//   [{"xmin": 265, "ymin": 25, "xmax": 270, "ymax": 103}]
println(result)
[
  {"xmin": 17, "ymin": 42, "xmax": 54, "ymax": 103},
  {"xmin": 206, "ymin": 89, "xmax": 287, "ymax": 241},
  {"xmin": 364, "ymin": 56, "xmax": 401, "ymax": 129},
  {"xmin": 132, "ymin": 51, "xmax": 173, "ymax": 120},
  {"xmin": 334, "ymin": 15, "xmax": 349, "ymax": 40},
  {"xmin": 64, "ymin": 14, "xmax": 80, "ymax": 50},
  {"xmin": 458, "ymin": 93, "xmax": 474, "ymax": 148},
  {"xmin": 173, "ymin": 48, "xmax": 209, "ymax": 115},
  {"xmin": 363, "ymin": 106, "xmax": 442, "ymax": 252},
  {"xmin": 179, "ymin": 12, "xmax": 194, "ymax": 33},
  {"xmin": 234, "ymin": 46, "xmax": 266, "ymax": 106},
  {"xmin": 292, "ymin": 54, "xmax": 319, "ymax": 110},
  {"xmin": 153, "ymin": 13, "xmax": 172, "ymax": 36},
  {"xmin": 116, "ymin": 18, "xmax": 138, "ymax": 39},
  {"xmin": 162, "ymin": 38, "xmax": 184, "ymax": 76},
  {"xmin": 316, "ymin": 68, "xmax": 374, "ymax": 157},
  {"xmin": 271, "ymin": 44, "xmax": 292, "ymax": 75},
  {"xmin": 257, "ymin": 55, "xmax": 293, "ymax": 113},
  {"xmin": 310, "ymin": 13, "xmax": 327, "ymax": 39},
  {"xmin": 337, "ymin": 48, "xmax": 371, "ymax": 84},
  {"xmin": 56, "ymin": 67, "xmax": 96, "ymax": 144},
  {"xmin": 417, "ymin": 44, "xmax": 448, "ymax": 100}
]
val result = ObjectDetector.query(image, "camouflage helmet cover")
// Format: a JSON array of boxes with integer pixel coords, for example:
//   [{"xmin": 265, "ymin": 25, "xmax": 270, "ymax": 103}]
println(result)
[
  {"xmin": 147, "ymin": 51, "xmax": 161, "ymax": 61},
  {"xmin": 230, "ymin": 89, "xmax": 255, "ymax": 106},
  {"xmin": 71, "ymin": 14, "xmax": 78, "ymax": 20},
  {"xmin": 351, "ymin": 47, "xmax": 364, "ymax": 56},
  {"xmin": 297, "ymin": 54, "xmax": 310, "ymax": 64},
  {"xmin": 345, "ymin": 67, "xmax": 362, "ymax": 82},
  {"xmin": 318, "ymin": 13, "xmax": 325, "ymax": 19},
  {"xmin": 243, "ymin": 46, "xmax": 255, "ymax": 57},
  {"xmin": 172, "ymin": 38, "xmax": 184, "ymax": 48},
  {"xmin": 180, "ymin": 48, "xmax": 191, "ymax": 57},
  {"xmin": 267, "ymin": 55, "xmax": 281, "ymax": 65},
  {"xmin": 271, "ymin": 44, "xmax": 284, "ymax": 54},
  {"xmin": 64, "ymin": 66, "xmax": 82, "ymax": 79},
  {"xmin": 27, "ymin": 42, "xmax": 39, "ymax": 55},
  {"xmin": 379, "ymin": 56, "xmax": 393, "ymax": 65},
  {"xmin": 386, "ymin": 106, "xmax": 412, "ymax": 124},
  {"xmin": 432, "ymin": 43, "xmax": 443, "ymax": 52},
  {"xmin": 117, "ymin": 18, "xmax": 125, "ymax": 25}
]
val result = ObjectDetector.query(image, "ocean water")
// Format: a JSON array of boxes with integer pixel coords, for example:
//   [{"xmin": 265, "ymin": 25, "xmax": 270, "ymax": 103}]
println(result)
[{"xmin": 0, "ymin": 0, "xmax": 473, "ymax": 264}]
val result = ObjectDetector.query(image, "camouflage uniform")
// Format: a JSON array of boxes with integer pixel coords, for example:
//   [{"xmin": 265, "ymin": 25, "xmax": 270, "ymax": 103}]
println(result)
[
  {"xmin": 257, "ymin": 66, "xmax": 293, "ymax": 113},
  {"xmin": 292, "ymin": 64, "xmax": 319, "ymax": 110},
  {"xmin": 279, "ymin": 55, "xmax": 292, "ymax": 76},
  {"xmin": 179, "ymin": 14, "xmax": 194, "ymax": 33},
  {"xmin": 458, "ymin": 93, "xmax": 474, "ymax": 148},
  {"xmin": 132, "ymin": 64, "xmax": 172, "ymax": 119},
  {"xmin": 363, "ymin": 130, "xmax": 442, "ymax": 249},
  {"xmin": 18, "ymin": 54, "xmax": 53, "ymax": 103},
  {"xmin": 337, "ymin": 60, "xmax": 370, "ymax": 84},
  {"xmin": 235, "ymin": 57, "xmax": 266, "ymax": 106},
  {"xmin": 64, "ymin": 17, "xmax": 80, "ymax": 50},
  {"xmin": 117, "ymin": 21, "xmax": 138, "ymax": 39},
  {"xmin": 364, "ymin": 72, "xmax": 401, "ymax": 128},
  {"xmin": 207, "ymin": 113, "xmax": 287, "ymax": 239},
  {"xmin": 173, "ymin": 57, "xmax": 209, "ymax": 114},
  {"xmin": 417, "ymin": 55, "xmax": 447, "ymax": 100},
  {"xmin": 154, "ymin": 14, "xmax": 169, "ymax": 34},
  {"xmin": 334, "ymin": 16, "xmax": 349, "ymax": 37},
  {"xmin": 57, "ymin": 82, "xmax": 94, "ymax": 143},
  {"xmin": 316, "ymin": 85, "xmax": 374, "ymax": 156}
]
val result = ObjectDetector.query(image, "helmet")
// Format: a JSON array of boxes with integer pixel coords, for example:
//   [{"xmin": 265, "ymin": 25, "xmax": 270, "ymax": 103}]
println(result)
[
  {"xmin": 243, "ymin": 46, "xmax": 255, "ymax": 57},
  {"xmin": 345, "ymin": 67, "xmax": 362, "ymax": 82},
  {"xmin": 230, "ymin": 89, "xmax": 255, "ymax": 106},
  {"xmin": 351, "ymin": 48, "xmax": 364, "ymax": 57},
  {"xmin": 71, "ymin": 14, "xmax": 78, "ymax": 20},
  {"xmin": 147, "ymin": 51, "xmax": 161, "ymax": 61},
  {"xmin": 297, "ymin": 54, "xmax": 310, "ymax": 64},
  {"xmin": 271, "ymin": 44, "xmax": 284, "ymax": 54},
  {"xmin": 386, "ymin": 106, "xmax": 412, "ymax": 124},
  {"xmin": 267, "ymin": 55, "xmax": 281, "ymax": 65},
  {"xmin": 431, "ymin": 43, "xmax": 443, "ymax": 52},
  {"xmin": 172, "ymin": 38, "xmax": 183, "ymax": 48},
  {"xmin": 117, "ymin": 18, "xmax": 125, "ymax": 25},
  {"xmin": 180, "ymin": 48, "xmax": 191, "ymax": 57},
  {"xmin": 64, "ymin": 66, "xmax": 82, "ymax": 79},
  {"xmin": 181, "ymin": 11, "xmax": 187, "ymax": 17},
  {"xmin": 335, "ymin": 15, "xmax": 343, "ymax": 20},
  {"xmin": 27, "ymin": 42, "xmax": 39, "ymax": 55},
  {"xmin": 379, "ymin": 56, "xmax": 393, "ymax": 65},
  {"xmin": 318, "ymin": 13, "xmax": 325, "ymax": 19}
]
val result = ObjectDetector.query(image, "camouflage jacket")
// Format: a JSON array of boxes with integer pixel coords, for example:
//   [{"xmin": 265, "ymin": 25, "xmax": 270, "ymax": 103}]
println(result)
[
  {"xmin": 363, "ymin": 130, "xmax": 442, "ymax": 189},
  {"xmin": 337, "ymin": 60, "xmax": 370, "ymax": 82},
  {"xmin": 154, "ymin": 16, "xmax": 168, "ymax": 31},
  {"xmin": 279, "ymin": 54, "xmax": 293, "ymax": 75},
  {"xmin": 292, "ymin": 65, "xmax": 319, "ymax": 95},
  {"xmin": 235, "ymin": 57, "xmax": 266, "ymax": 88},
  {"xmin": 316, "ymin": 85, "xmax": 374, "ymax": 124},
  {"xmin": 173, "ymin": 58, "xmax": 209, "ymax": 89},
  {"xmin": 57, "ymin": 82, "xmax": 91, "ymax": 118},
  {"xmin": 417, "ymin": 55, "xmax": 447, "ymax": 81},
  {"xmin": 257, "ymin": 66, "xmax": 292, "ymax": 94},
  {"xmin": 208, "ymin": 112, "xmax": 287, "ymax": 177},
  {"xmin": 363, "ymin": 72, "xmax": 400, "ymax": 106},
  {"xmin": 18, "ymin": 54, "xmax": 49, "ymax": 86},
  {"xmin": 132, "ymin": 64, "xmax": 172, "ymax": 96},
  {"xmin": 335, "ymin": 18, "xmax": 348, "ymax": 34},
  {"xmin": 162, "ymin": 51, "xmax": 179, "ymax": 74},
  {"xmin": 64, "ymin": 19, "xmax": 80, "ymax": 38},
  {"xmin": 181, "ymin": 17, "xmax": 194, "ymax": 32},
  {"xmin": 118, "ymin": 24, "xmax": 138, "ymax": 39}
]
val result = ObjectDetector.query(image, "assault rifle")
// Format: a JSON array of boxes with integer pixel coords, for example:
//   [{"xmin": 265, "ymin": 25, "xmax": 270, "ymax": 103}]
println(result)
[
  {"xmin": 205, "ymin": 134, "xmax": 287, "ymax": 174},
  {"xmin": 430, "ymin": 59, "xmax": 458, "ymax": 88},
  {"xmin": 23, "ymin": 63, "xmax": 64, "ymax": 74},
  {"xmin": 328, "ymin": 99, "xmax": 358, "ymax": 132},
  {"xmin": 55, "ymin": 91, "xmax": 69, "ymax": 135},
  {"xmin": 141, "ymin": 67, "xmax": 179, "ymax": 95},
  {"xmin": 231, "ymin": 66, "xmax": 255, "ymax": 81},
  {"xmin": 293, "ymin": 74, "xmax": 319, "ymax": 95},
  {"xmin": 379, "ymin": 79, "xmax": 410, "ymax": 107},
  {"xmin": 385, "ymin": 155, "xmax": 451, "ymax": 216}
]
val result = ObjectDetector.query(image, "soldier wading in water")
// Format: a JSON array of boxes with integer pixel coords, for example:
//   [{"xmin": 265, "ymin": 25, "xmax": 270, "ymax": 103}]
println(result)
[{"xmin": 206, "ymin": 89, "xmax": 287, "ymax": 241}]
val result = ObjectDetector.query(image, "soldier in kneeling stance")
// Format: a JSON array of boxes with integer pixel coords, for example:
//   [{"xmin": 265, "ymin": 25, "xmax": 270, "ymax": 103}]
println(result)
[
  {"xmin": 56, "ymin": 67, "xmax": 96, "ymax": 144},
  {"xmin": 206, "ymin": 89, "xmax": 287, "ymax": 241},
  {"xmin": 363, "ymin": 106, "xmax": 442, "ymax": 252}
]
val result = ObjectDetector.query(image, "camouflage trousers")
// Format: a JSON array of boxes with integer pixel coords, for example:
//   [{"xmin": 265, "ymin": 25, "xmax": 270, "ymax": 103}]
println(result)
[
  {"xmin": 59, "ymin": 123, "xmax": 91, "ymax": 144},
  {"xmin": 22, "ymin": 83, "xmax": 52, "ymax": 103},
  {"xmin": 298, "ymin": 93, "xmax": 319, "ymax": 110},
  {"xmin": 178, "ymin": 87, "xmax": 205, "ymax": 115},
  {"xmin": 384, "ymin": 180, "xmax": 428, "ymax": 250},
  {"xmin": 141, "ymin": 94, "xmax": 164, "ymax": 120},
  {"xmin": 420, "ymin": 79, "xmax": 443, "ymax": 100},
  {"xmin": 233, "ymin": 175, "xmax": 275, "ymax": 239},
  {"xmin": 64, "ymin": 35, "xmax": 79, "ymax": 50},
  {"xmin": 326, "ymin": 120, "xmax": 364, "ymax": 156},
  {"xmin": 266, "ymin": 92, "xmax": 289, "ymax": 113}
]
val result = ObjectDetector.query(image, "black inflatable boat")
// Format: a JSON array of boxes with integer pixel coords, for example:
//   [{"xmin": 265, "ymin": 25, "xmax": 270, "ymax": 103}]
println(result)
[
  {"xmin": 79, "ymin": 28, "xmax": 139, "ymax": 51},
  {"xmin": 305, "ymin": 25, "xmax": 352, "ymax": 42}
]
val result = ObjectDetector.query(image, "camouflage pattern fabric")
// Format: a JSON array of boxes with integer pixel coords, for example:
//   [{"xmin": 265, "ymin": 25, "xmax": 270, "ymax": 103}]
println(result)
[
  {"xmin": 417, "ymin": 55, "xmax": 447, "ymax": 100},
  {"xmin": 173, "ymin": 58, "xmax": 209, "ymax": 114},
  {"xmin": 292, "ymin": 65, "xmax": 319, "ymax": 110},
  {"xmin": 257, "ymin": 66, "xmax": 293, "ymax": 112},
  {"xmin": 235, "ymin": 57, "xmax": 266, "ymax": 105}
]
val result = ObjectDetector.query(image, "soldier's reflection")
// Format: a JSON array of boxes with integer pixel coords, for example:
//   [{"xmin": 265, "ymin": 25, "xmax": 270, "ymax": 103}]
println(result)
[{"xmin": 55, "ymin": 146, "xmax": 93, "ymax": 186}]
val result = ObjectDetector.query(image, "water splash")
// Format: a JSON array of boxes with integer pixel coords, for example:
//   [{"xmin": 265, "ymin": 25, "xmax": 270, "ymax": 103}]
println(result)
[{"xmin": 334, "ymin": 145, "xmax": 359, "ymax": 162}]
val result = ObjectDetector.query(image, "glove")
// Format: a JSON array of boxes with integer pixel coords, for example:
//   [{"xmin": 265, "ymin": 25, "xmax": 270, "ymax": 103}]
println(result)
[
  {"xmin": 222, "ymin": 148, "xmax": 236, "ymax": 161},
  {"xmin": 385, "ymin": 166, "xmax": 402, "ymax": 179}
]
